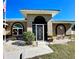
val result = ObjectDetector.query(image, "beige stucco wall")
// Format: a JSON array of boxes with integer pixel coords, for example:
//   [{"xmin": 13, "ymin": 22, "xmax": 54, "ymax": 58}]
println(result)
[
  {"xmin": 5, "ymin": 14, "xmax": 52, "ymax": 37},
  {"xmin": 5, "ymin": 19, "xmax": 74, "ymax": 39},
  {"xmin": 27, "ymin": 14, "xmax": 52, "ymax": 22},
  {"xmin": 5, "ymin": 20, "xmax": 27, "ymax": 36}
]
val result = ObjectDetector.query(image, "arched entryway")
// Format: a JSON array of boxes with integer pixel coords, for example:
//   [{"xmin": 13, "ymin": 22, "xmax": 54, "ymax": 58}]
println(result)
[
  {"xmin": 56, "ymin": 24, "xmax": 66, "ymax": 35},
  {"xmin": 12, "ymin": 22, "xmax": 24, "ymax": 36},
  {"xmin": 32, "ymin": 16, "xmax": 47, "ymax": 41}
]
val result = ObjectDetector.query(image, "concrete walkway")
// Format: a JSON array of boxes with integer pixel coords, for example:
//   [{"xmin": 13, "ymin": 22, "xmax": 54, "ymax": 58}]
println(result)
[
  {"xmin": 42, "ymin": 37, "xmax": 74, "ymax": 45},
  {"xmin": 22, "ymin": 45, "xmax": 53, "ymax": 59},
  {"xmin": 3, "ymin": 40, "xmax": 53, "ymax": 59},
  {"xmin": 48, "ymin": 39, "xmax": 72, "ymax": 45}
]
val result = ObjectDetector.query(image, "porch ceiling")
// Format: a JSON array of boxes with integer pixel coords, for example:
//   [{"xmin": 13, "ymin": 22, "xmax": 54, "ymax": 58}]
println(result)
[{"xmin": 20, "ymin": 9, "xmax": 60, "ymax": 17}]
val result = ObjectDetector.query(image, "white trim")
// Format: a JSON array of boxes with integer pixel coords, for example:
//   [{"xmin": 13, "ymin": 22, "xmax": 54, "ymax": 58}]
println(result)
[
  {"xmin": 43, "ymin": 25, "xmax": 44, "ymax": 41},
  {"xmin": 35, "ymin": 25, "xmax": 37, "ymax": 41},
  {"xmin": 33, "ymin": 24, "xmax": 46, "ymax": 25},
  {"xmin": 20, "ymin": 10, "xmax": 59, "ymax": 14},
  {"xmin": 20, "ymin": 10, "xmax": 59, "ymax": 17},
  {"xmin": 17, "ymin": 29, "xmax": 19, "ymax": 36},
  {"xmin": 13, "ymin": 28, "xmax": 23, "ymax": 29}
]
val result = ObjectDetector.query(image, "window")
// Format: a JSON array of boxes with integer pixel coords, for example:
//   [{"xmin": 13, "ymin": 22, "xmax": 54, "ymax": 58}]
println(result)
[{"xmin": 12, "ymin": 23, "xmax": 23, "ymax": 36}]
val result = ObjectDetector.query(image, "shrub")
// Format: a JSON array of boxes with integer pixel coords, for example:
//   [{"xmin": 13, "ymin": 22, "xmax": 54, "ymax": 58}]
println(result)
[
  {"xmin": 23, "ymin": 31, "xmax": 35, "ymax": 45},
  {"xmin": 12, "ymin": 36, "xmax": 17, "ymax": 41}
]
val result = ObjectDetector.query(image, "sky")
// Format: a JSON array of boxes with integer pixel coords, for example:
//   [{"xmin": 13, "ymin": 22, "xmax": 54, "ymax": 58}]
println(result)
[{"xmin": 5, "ymin": 0, "xmax": 75, "ymax": 21}]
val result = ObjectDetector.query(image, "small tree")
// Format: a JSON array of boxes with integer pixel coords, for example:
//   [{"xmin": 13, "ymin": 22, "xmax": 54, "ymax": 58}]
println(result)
[{"xmin": 23, "ymin": 31, "xmax": 35, "ymax": 45}]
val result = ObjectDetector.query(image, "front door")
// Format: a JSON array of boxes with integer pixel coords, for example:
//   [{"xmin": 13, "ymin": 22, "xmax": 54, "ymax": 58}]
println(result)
[
  {"xmin": 37, "ymin": 25, "xmax": 43, "ymax": 40},
  {"xmin": 32, "ymin": 24, "xmax": 44, "ymax": 41}
]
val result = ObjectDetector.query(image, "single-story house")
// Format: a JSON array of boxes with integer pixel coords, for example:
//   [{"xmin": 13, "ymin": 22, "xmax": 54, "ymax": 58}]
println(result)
[{"xmin": 3, "ymin": 9, "xmax": 75, "ymax": 41}]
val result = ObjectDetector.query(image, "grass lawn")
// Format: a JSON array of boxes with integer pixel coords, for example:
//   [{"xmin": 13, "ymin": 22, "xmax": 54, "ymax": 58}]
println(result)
[{"xmin": 39, "ymin": 41, "xmax": 75, "ymax": 59}]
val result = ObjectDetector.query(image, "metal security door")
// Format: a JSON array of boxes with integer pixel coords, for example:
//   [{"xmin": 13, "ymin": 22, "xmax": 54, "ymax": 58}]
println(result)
[
  {"xmin": 37, "ymin": 25, "xmax": 43, "ymax": 40},
  {"xmin": 32, "ymin": 24, "xmax": 44, "ymax": 41}
]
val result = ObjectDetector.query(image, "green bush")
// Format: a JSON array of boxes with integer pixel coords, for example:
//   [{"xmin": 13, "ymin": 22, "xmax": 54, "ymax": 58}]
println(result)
[
  {"xmin": 12, "ymin": 36, "xmax": 17, "ymax": 41},
  {"xmin": 23, "ymin": 31, "xmax": 35, "ymax": 45}
]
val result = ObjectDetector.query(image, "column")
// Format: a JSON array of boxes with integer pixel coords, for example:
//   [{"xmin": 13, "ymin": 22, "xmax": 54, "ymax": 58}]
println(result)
[
  {"xmin": 27, "ymin": 21, "xmax": 32, "ymax": 32},
  {"xmin": 47, "ymin": 20, "xmax": 53, "ymax": 36}
]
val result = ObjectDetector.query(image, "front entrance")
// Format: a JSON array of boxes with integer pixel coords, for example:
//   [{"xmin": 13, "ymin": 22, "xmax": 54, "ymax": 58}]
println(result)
[{"xmin": 32, "ymin": 16, "xmax": 47, "ymax": 41}]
